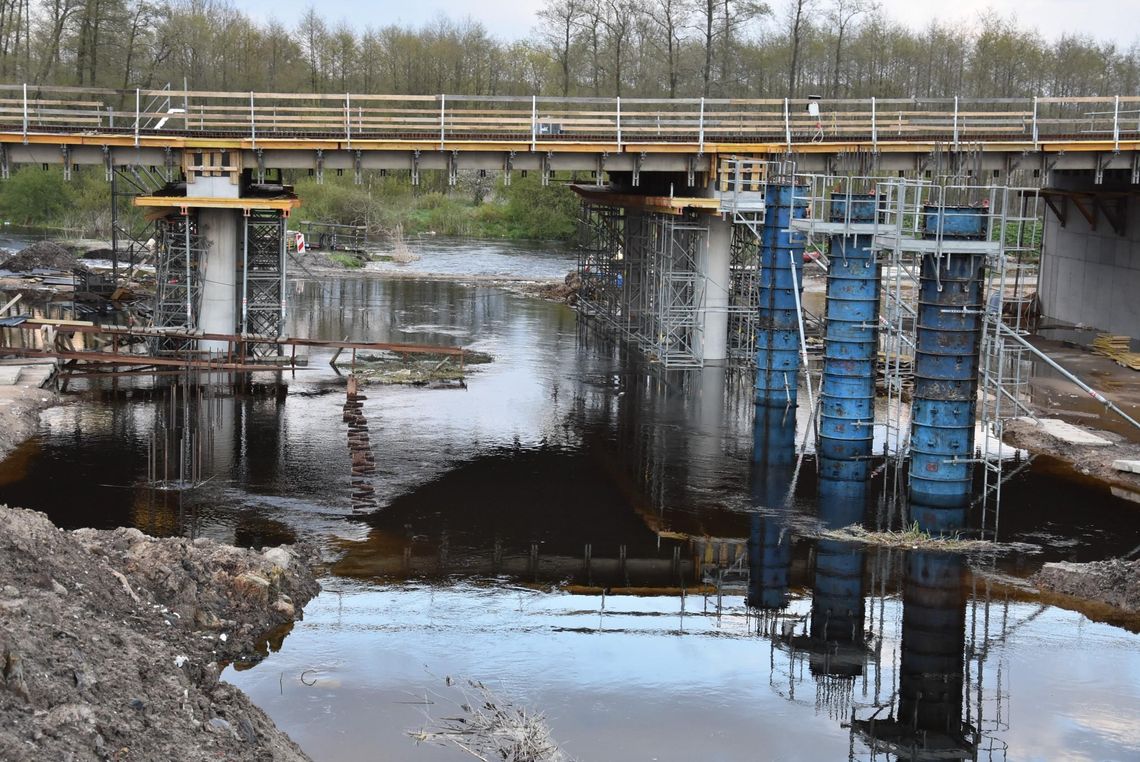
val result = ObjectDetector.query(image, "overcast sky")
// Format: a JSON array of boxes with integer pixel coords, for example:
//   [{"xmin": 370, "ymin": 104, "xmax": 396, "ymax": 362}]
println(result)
[{"xmin": 237, "ymin": 0, "xmax": 1140, "ymax": 46}]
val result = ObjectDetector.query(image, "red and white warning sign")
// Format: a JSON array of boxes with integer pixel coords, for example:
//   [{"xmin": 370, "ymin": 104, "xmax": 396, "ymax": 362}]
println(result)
[{"xmin": 294, "ymin": 231, "xmax": 306, "ymax": 254}]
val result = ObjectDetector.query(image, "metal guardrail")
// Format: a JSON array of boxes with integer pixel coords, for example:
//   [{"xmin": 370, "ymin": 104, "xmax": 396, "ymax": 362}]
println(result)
[{"xmin": 0, "ymin": 85, "xmax": 1138, "ymax": 150}]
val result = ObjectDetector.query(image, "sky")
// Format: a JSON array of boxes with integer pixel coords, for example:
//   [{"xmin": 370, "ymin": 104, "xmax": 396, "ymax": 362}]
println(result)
[{"xmin": 236, "ymin": 0, "xmax": 1140, "ymax": 45}]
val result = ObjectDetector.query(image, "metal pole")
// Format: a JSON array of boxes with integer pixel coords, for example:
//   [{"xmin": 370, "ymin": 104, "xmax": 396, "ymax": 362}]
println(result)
[
  {"xmin": 616, "ymin": 96, "xmax": 622, "ymax": 150},
  {"xmin": 784, "ymin": 98, "xmax": 791, "ymax": 147},
  {"xmin": 21, "ymin": 82, "xmax": 27, "ymax": 143},
  {"xmin": 1113, "ymin": 94, "xmax": 1120, "ymax": 151},
  {"xmin": 250, "ymin": 91, "xmax": 256, "ymax": 147},
  {"xmin": 788, "ymin": 246, "xmax": 815, "ymax": 425},
  {"xmin": 953, "ymin": 95, "xmax": 959, "ymax": 148},
  {"xmin": 531, "ymin": 95, "xmax": 537, "ymax": 152},
  {"xmin": 184, "ymin": 213, "xmax": 192, "ymax": 327},
  {"xmin": 345, "ymin": 92, "xmax": 351, "ymax": 147},
  {"xmin": 439, "ymin": 94, "xmax": 446, "ymax": 150},
  {"xmin": 698, "ymin": 97, "xmax": 705, "ymax": 154},
  {"xmin": 871, "ymin": 96, "xmax": 877, "ymax": 150},
  {"xmin": 279, "ymin": 213, "xmax": 287, "ymax": 346},
  {"xmin": 996, "ymin": 321, "xmax": 1140, "ymax": 432},
  {"xmin": 1032, "ymin": 96, "xmax": 1039, "ymax": 147},
  {"xmin": 110, "ymin": 163, "xmax": 119, "ymax": 284},
  {"xmin": 135, "ymin": 88, "xmax": 140, "ymax": 147},
  {"xmin": 241, "ymin": 215, "xmax": 249, "ymax": 333}
]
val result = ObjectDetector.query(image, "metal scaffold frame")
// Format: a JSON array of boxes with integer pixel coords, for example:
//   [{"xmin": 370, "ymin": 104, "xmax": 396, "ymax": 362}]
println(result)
[
  {"xmin": 728, "ymin": 223, "xmax": 760, "ymax": 364},
  {"xmin": 577, "ymin": 203, "xmax": 708, "ymax": 369},
  {"xmin": 152, "ymin": 212, "xmax": 205, "ymax": 352},
  {"xmin": 242, "ymin": 210, "xmax": 288, "ymax": 357}
]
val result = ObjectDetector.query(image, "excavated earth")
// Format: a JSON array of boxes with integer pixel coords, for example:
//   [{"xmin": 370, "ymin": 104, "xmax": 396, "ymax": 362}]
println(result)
[
  {"xmin": 0, "ymin": 505, "xmax": 319, "ymax": 761},
  {"xmin": 1034, "ymin": 558, "xmax": 1140, "ymax": 613}
]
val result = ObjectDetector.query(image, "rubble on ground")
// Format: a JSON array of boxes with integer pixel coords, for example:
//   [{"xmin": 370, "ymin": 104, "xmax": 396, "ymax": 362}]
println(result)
[
  {"xmin": 0, "ymin": 241, "xmax": 84, "ymax": 273},
  {"xmin": 0, "ymin": 505, "xmax": 319, "ymax": 761}
]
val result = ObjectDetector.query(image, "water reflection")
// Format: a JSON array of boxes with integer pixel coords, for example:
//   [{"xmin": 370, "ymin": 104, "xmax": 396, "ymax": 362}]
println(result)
[{"xmin": 1, "ymin": 269, "xmax": 1139, "ymax": 760}]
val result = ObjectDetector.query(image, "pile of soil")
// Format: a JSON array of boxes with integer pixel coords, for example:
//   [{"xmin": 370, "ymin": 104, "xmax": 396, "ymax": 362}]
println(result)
[
  {"xmin": 0, "ymin": 506, "xmax": 320, "ymax": 761},
  {"xmin": 0, "ymin": 241, "xmax": 84, "ymax": 273},
  {"xmin": 1034, "ymin": 558, "xmax": 1140, "ymax": 612},
  {"xmin": 535, "ymin": 271, "xmax": 581, "ymax": 304}
]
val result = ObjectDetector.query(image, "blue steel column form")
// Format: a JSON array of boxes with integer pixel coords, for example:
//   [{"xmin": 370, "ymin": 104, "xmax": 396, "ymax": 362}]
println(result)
[
  {"xmin": 818, "ymin": 193, "xmax": 880, "ymax": 492},
  {"xmin": 755, "ymin": 183, "xmax": 808, "ymax": 406},
  {"xmin": 909, "ymin": 206, "xmax": 987, "ymax": 529}
]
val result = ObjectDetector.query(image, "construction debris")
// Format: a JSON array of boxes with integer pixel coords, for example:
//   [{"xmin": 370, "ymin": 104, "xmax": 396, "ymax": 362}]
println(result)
[{"xmin": 0, "ymin": 242, "xmax": 84, "ymax": 273}]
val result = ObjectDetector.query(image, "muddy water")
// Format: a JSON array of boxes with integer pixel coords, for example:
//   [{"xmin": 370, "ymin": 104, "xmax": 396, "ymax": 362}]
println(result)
[{"xmin": 1, "ymin": 242, "xmax": 1140, "ymax": 760}]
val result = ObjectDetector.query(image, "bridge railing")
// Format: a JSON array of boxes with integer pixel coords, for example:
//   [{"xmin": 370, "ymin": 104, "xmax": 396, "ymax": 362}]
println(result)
[{"xmin": 0, "ymin": 85, "xmax": 1135, "ymax": 149}]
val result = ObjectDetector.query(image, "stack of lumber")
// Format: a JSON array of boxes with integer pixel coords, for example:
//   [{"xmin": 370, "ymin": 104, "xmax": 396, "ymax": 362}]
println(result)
[{"xmin": 1092, "ymin": 333, "xmax": 1140, "ymax": 371}]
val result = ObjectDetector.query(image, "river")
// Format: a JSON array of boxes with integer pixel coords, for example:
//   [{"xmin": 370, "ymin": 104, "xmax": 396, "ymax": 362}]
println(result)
[{"xmin": 1, "ymin": 239, "xmax": 1138, "ymax": 761}]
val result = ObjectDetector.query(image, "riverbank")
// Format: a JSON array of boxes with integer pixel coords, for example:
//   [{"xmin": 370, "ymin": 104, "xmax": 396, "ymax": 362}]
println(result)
[
  {"xmin": 0, "ymin": 364, "xmax": 58, "ymax": 462},
  {"xmin": 0, "ymin": 505, "xmax": 319, "ymax": 761}
]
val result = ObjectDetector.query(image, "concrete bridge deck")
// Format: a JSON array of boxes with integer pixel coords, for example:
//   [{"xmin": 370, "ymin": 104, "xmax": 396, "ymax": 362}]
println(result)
[{"xmin": 0, "ymin": 85, "xmax": 1137, "ymax": 176}]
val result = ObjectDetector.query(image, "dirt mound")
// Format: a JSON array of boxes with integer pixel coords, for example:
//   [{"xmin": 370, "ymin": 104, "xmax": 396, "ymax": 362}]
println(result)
[
  {"xmin": 0, "ymin": 241, "xmax": 84, "ymax": 272},
  {"xmin": 535, "ymin": 271, "xmax": 581, "ymax": 303},
  {"xmin": 1034, "ymin": 558, "xmax": 1140, "ymax": 612},
  {"xmin": 0, "ymin": 506, "xmax": 319, "ymax": 761}
]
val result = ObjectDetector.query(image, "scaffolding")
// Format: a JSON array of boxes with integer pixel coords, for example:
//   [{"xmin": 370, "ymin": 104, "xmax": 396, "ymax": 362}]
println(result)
[
  {"xmin": 975, "ymin": 187, "xmax": 1042, "ymax": 538},
  {"xmin": 242, "ymin": 210, "xmax": 288, "ymax": 357},
  {"xmin": 152, "ymin": 213, "xmax": 205, "ymax": 353},
  {"xmin": 728, "ymin": 223, "xmax": 761, "ymax": 364},
  {"xmin": 577, "ymin": 204, "xmax": 708, "ymax": 368}
]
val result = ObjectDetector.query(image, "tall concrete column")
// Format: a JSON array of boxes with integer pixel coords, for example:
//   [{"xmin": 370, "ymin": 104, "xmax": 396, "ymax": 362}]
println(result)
[
  {"xmin": 698, "ymin": 214, "xmax": 732, "ymax": 364},
  {"xmin": 198, "ymin": 209, "xmax": 239, "ymax": 352}
]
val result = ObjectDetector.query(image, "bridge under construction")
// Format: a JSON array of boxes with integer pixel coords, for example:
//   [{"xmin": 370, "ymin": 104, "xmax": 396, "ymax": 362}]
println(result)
[{"xmin": 1, "ymin": 84, "xmax": 1139, "ymax": 538}]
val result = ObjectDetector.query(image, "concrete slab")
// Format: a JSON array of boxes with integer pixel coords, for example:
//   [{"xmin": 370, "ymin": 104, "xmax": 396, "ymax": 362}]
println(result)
[
  {"xmin": 0, "ymin": 366, "xmax": 20, "ymax": 385},
  {"xmin": 1025, "ymin": 417, "xmax": 1115, "ymax": 446},
  {"xmin": 15, "ymin": 366, "xmax": 52, "ymax": 386},
  {"xmin": 1112, "ymin": 459, "xmax": 1140, "ymax": 474}
]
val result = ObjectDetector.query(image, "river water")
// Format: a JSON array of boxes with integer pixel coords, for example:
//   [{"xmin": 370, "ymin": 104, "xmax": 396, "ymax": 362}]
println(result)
[{"xmin": 1, "ymin": 239, "xmax": 1139, "ymax": 761}]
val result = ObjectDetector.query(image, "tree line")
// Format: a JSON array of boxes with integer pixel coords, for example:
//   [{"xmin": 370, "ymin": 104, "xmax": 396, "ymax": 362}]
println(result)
[{"xmin": 0, "ymin": 0, "xmax": 1136, "ymax": 99}]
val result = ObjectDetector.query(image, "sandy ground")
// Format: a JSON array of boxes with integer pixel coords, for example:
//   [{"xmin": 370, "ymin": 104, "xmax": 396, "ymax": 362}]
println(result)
[{"xmin": 0, "ymin": 506, "xmax": 320, "ymax": 761}]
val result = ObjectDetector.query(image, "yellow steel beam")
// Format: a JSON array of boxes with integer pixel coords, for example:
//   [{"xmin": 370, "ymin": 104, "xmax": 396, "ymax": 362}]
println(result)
[{"xmin": 133, "ymin": 195, "xmax": 301, "ymax": 212}]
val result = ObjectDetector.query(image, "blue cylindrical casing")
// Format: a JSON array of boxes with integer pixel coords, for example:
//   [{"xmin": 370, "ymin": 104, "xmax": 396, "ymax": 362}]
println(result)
[
  {"xmin": 755, "ymin": 183, "xmax": 808, "ymax": 406},
  {"xmin": 909, "ymin": 248, "xmax": 985, "ymax": 510},
  {"xmin": 819, "ymin": 194, "xmax": 880, "ymax": 483},
  {"xmin": 747, "ymin": 404, "xmax": 796, "ymax": 610},
  {"xmin": 922, "ymin": 204, "xmax": 986, "ymax": 240},
  {"xmin": 898, "ymin": 551, "xmax": 966, "ymax": 733}
]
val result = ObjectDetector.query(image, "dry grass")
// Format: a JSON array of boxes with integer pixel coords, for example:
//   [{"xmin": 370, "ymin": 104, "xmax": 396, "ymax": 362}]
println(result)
[
  {"xmin": 408, "ymin": 677, "xmax": 567, "ymax": 762},
  {"xmin": 390, "ymin": 224, "xmax": 421, "ymax": 264},
  {"xmin": 820, "ymin": 522, "xmax": 994, "ymax": 553}
]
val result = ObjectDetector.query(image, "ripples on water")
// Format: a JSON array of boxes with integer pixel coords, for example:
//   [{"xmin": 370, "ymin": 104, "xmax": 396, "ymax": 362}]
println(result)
[{"xmin": 1, "ymin": 240, "xmax": 1138, "ymax": 761}]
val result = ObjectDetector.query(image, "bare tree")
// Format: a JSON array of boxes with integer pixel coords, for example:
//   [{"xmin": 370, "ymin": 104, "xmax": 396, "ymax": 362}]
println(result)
[
  {"xmin": 786, "ymin": 0, "xmax": 814, "ymax": 98},
  {"xmin": 538, "ymin": 0, "xmax": 582, "ymax": 97},
  {"xmin": 828, "ymin": 0, "xmax": 874, "ymax": 96}
]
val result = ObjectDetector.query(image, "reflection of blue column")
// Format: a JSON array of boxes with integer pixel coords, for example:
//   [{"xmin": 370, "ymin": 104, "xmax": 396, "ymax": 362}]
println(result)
[
  {"xmin": 898, "ymin": 550, "xmax": 967, "ymax": 736},
  {"xmin": 747, "ymin": 404, "xmax": 797, "ymax": 609},
  {"xmin": 811, "ymin": 477, "xmax": 866, "ymax": 654},
  {"xmin": 755, "ymin": 184, "xmax": 808, "ymax": 406},
  {"xmin": 910, "ymin": 206, "xmax": 986, "ymax": 525}
]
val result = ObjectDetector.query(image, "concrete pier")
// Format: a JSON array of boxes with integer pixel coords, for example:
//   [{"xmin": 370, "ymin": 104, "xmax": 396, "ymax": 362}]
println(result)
[
  {"xmin": 698, "ymin": 215, "xmax": 732, "ymax": 365},
  {"xmin": 198, "ymin": 209, "xmax": 239, "ymax": 351}
]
